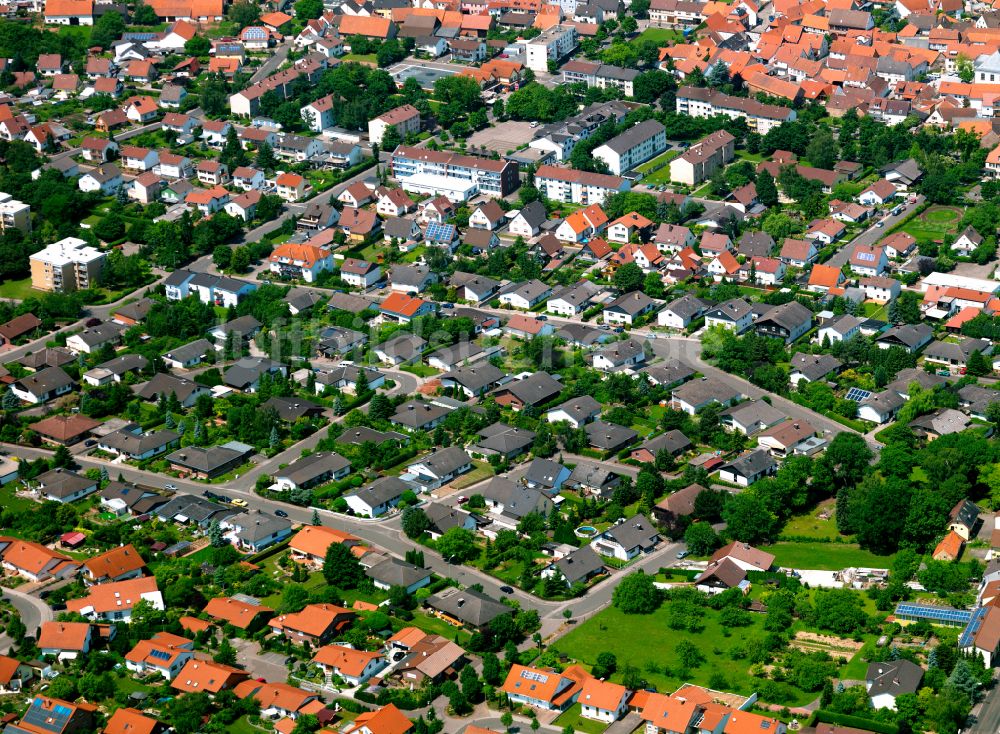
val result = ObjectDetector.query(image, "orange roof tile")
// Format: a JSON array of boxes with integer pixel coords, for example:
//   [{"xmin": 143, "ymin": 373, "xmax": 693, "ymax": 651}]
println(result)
[
  {"xmin": 171, "ymin": 659, "xmax": 248, "ymax": 694},
  {"xmin": 83, "ymin": 544, "xmax": 146, "ymax": 581},
  {"xmin": 38, "ymin": 621, "xmax": 91, "ymax": 651},
  {"xmin": 290, "ymin": 525, "xmax": 360, "ymax": 558},
  {"xmin": 104, "ymin": 709, "xmax": 160, "ymax": 734},
  {"xmin": 204, "ymin": 597, "xmax": 275, "ymax": 629},
  {"xmin": 311, "ymin": 645, "xmax": 384, "ymax": 677}
]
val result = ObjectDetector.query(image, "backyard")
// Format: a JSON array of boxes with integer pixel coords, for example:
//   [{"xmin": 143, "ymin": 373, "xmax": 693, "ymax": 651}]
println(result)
[
  {"xmin": 0, "ymin": 278, "xmax": 37, "ymax": 301},
  {"xmin": 768, "ymin": 542, "xmax": 894, "ymax": 571},
  {"xmin": 636, "ymin": 149, "xmax": 680, "ymax": 186},
  {"xmin": 898, "ymin": 205, "xmax": 962, "ymax": 244},
  {"xmin": 633, "ymin": 27, "xmax": 684, "ymax": 46},
  {"xmin": 556, "ymin": 604, "xmax": 821, "ymax": 706}
]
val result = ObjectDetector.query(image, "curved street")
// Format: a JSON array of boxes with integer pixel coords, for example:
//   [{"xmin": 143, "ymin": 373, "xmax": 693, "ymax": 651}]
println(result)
[{"xmin": 1, "ymin": 587, "xmax": 53, "ymax": 639}]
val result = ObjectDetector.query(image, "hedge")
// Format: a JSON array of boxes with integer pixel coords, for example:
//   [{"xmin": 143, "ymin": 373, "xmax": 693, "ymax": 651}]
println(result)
[{"xmin": 810, "ymin": 710, "xmax": 899, "ymax": 734}]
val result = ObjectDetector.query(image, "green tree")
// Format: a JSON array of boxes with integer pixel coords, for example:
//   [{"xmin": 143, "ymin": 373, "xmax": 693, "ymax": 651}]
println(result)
[
  {"xmin": 91, "ymin": 10, "xmax": 126, "ymax": 48},
  {"xmin": 613, "ymin": 262, "xmax": 644, "ymax": 293},
  {"xmin": 756, "ymin": 169, "xmax": 778, "ymax": 207},
  {"xmin": 436, "ymin": 526, "xmax": 478, "ymax": 563},
  {"xmin": 184, "ymin": 34, "xmax": 211, "ymax": 56},
  {"xmin": 722, "ymin": 492, "xmax": 777, "ymax": 544},
  {"xmin": 402, "ymin": 507, "xmax": 430, "ymax": 539},
  {"xmin": 322, "ymin": 541, "xmax": 364, "ymax": 588},
  {"xmin": 684, "ymin": 522, "xmax": 719, "ymax": 555},
  {"xmin": 612, "ymin": 571, "xmax": 660, "ymax": 614}
]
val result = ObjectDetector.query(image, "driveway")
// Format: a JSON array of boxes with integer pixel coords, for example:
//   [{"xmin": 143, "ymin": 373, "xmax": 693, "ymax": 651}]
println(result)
[{"xmin": 232, "ymin": 639, "xmax": 289, "ymax": 683}]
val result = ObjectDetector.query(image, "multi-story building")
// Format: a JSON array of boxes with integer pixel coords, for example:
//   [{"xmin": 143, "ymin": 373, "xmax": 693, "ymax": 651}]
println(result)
[
  {"xmin": 649, "ymin": 0, "xmax": 706, "ymax": 26},
  {"xmin": 560, "ymin": 61, "xmax": 639, "ymax": 96},
  {"xmin": 525, "ymin": 24, "xmax": 578, "ymax": 72},
  {"xmin": 390, "ymin": 146, "xmax": 519, "ymax": 201},
  {"xmin": 533, "ymin": 165, "xmax": 630, "ymax": 205},
  {"xmin": 528, "ymin": 101, "xmax": 630, "ymax": 162},
  {"xmin": 592, "ymin": 119, "xmax": 667, "ymax": 175},
  {"xmin": 30, "ymin": 237, "xmax": 105, "ymax": 293},
  {"xmin": 669, "ymin": 129, "xmax": 735, "ymax": 185},
  {"xmin": 676, "ymin": 86, "xmax": 796, "ymax": 134},
  {"xmin": 0, "ymin": 193, "xmax": 30, "ymax": 233},
  {"xmin": 368, "ymin": 104, "xmax": 421, "ymax": 146}
]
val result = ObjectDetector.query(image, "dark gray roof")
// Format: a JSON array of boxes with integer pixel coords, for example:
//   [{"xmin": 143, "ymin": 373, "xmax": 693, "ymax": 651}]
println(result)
[
  {"xmin": 235, "ymin": 510, "xmax": 291, "ymax": 543},
  {"xmin": 584, "ymin": 420, "xmax": 638, "ymax": 450},
  {"xmin": 71, "ymin": 322, "xmax": 125, "ymax": 347},
  {"xmin": 923, "ymin": 338, "xmax": 991, "ymax": 364},
  {"xmin": 638, "ymin": 429, "xmax": 692, "ymax": 456},
  {"xmin": 600, "ymin": 514, "xmax": 659, "ymax": 550},
  {"xmin": 706, "ymin": 298, "xmax": 752, "ymax": 322},
  {"xmin": 596, "ymin": 118, "xmax": 664, "ymax": 156},
  {"xmin": 366, "ymin": 557, "xmax": 430, "ymax": 588},
  {"xmin": 607, "ymin": 291, "xmax": 657, "ymax": 317},
  {"xmin": 33, "ymin": 469, "xmax": 96, "ymax": 498},
  {"xmin": 756, "ymin": 300, "xmax": 812, "ymax": 330},
  {"xmin": 427, "ymin": 342, "xmax": 484, "ymax": 367},
  {"xmin": 99, "ymin": 425, "xmax": 179, "ymax": 455},
  {"xmin": 866, "ymin": 660, "xmax": 923, "ymax": 698},
  {"xmin": 213, "ymin": 315, "xmax": 261, "ymax": 339},
  {"xmin": 722, "ymin": 449, "xmax": 777, "ymax": 477},
  {"xmin": 426, "ymin": 586, "xmax": 511, "ymax": 627},
  {"xmin": 478, "ymin": 477, "xmax": 553, "ymax": 519},
  {"xmin": 641, "ymin": 362, "xmax": 695, "ymax": 386},
  {"xmin": 664, "ymin": 294, "xmax": 708, "ymax": 320},
  {"xmin": 14, "ymin": 365, "xmax": 74, "ymax": 396},
  {"xmin": 347, "ymin": 475, "xmax": 410, "ymax": 508},
  {"xmin": 950, "ymin": 498, "xmax": 980, "ymax": 529},
  {"xmin": 261, "ymin": 396, "xmax": 324, "ymax": 421},
  {"xmin": 551, "ymin": 545, "xmax": 605, "ymax": 585},
  {"xmin": 335, "ymin": 426, "xmax": 407, "ymax": 446},
  {"xmin": 409, "ymin": 446, "xmax": 471, "ymax": 477},
  {"xmin": 443, "ymin": 362, "xmax": 507, "ymax": 392},
  {"xmin": 390, "ymin": 263, "xmax": 433, "ymax": 288},
  {"xmin": 423, "ymin": 503, "xmax": 473, "ymax": 535},
  {"xmin": 514, "ymin": 200, "xmax": 547, "ymax": 229},
  {"xmin": 376, "ymin": 333, "xmax": 427, "ymax": 361},
  {"xmin": 18, "ymin": 348, "xmax": 74, "ymax": 370},
  {"xmin": 165, "ymin": 443, "xmax": 252, "ymax": 473},
  {"xmin": 593, "ymin": 338, "xmax": 646, "ymax": 367},
  {"xmin": 163, "ymin": 338, "xmax": 214, "ymax": 365},
  {"xmin": 475, "ymin": 422, "xmax": 535, "ymax": 454},
  {"xmin": 549, "ymin": 395, "xmax": 601, "ymax": 421},
  {"xmin": 493, "ymin": 371, "xmax": 562, "ymax": 406},
  {"xmin": 134, "ymin": 373, "xmax": 206, "ymax": 402},
  {"xmin": 790, "ymin": 352, "xmax": 843, "ymax": 381},
  {"xmin": 524, "ymin": 458, "xmax": 568, "ymax": 489},
  {"xmin": 223, "ymin": 357, "xmax": 284, "ymax": 389},
  {"xmin": 277, "ymin": 452, "xmax": 350, "ymax": 486},
  {"xmin": 392, "ymin": 400, "xmax": 452, "ymax": 428}
]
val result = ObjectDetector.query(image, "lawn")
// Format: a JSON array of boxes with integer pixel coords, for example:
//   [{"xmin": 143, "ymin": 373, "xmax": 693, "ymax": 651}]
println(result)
[
  {"xmin": 554, "ymin": 704, "xmax": 609, "ymax": 734},
  {"xmin": 633, "ymin": 27, "xmax": 684, "ymax": 46},
  {"xmin": 401, "ymin": 363, "xmax": 439, "ymax": 377},
  {"xmin": 556, "ymin": 604, "xmax": 817, "ymax": 706},
  {"xmin": 768, "ymin": 542, "xmax": 894, "ymax": 571},
  {"xmin": 408, "ymin": 610, "xmax": 472, "ymax": 645},
  {"xmin": 342, "ymin": 53, "xmax": 377, "ymax": 64},
  {"xmin": 0, "ymin": 277, "xmax": 36, "ymax": 301},
  {"xmin": 898, "ymin": 205, "xmax": 961, "ymax": 244},
  {"xmin": 636, "ymin": 150, "xmax": 680, "ymax": 185},
  {"xmin": 450, "ymin": 461, "xmax": 494, "ymax": 490},
  {"xmin": 782, "ymin": 503, "xmax": 840, "ymax": 541},
  {"xmin": 0, "ymin": 484, "xmax": 36, "ymax": 517},
  {"xmin": 862, "ymin": 302, "xmax": 888, "ymax": 320}
]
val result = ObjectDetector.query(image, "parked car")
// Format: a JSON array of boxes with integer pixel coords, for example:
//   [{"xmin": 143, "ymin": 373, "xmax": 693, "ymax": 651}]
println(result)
[{"xmin": 275, "ymin": 509, "xmax": 289, "ymax": 517}]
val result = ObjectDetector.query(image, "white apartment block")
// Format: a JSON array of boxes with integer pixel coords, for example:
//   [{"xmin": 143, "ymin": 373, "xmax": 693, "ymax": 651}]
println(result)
[
  {"xmin": 592, "ymin": 119, "xmax": 667, "ymax": 175},
  {"xmin": 525, "ymin": 24, "xmax": 578, "ymax": 72},
  {"xmin": 0, "ymin": 193, "xmax": 30, "ymax": 233}
]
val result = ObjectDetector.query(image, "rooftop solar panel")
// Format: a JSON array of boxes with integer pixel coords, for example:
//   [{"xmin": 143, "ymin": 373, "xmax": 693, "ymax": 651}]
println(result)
[
  {"xmin": 959, "ymin": 606, "xmax": 989, "ymax": 647},
  {"xmin": 845, "ymin": 387, "xmax": 872, "ymax": 402}
]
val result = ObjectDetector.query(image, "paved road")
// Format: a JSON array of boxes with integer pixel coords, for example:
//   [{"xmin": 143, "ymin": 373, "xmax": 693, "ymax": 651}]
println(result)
[
  {"xmin": 2, "ymin": 587, "xmax": 53, "ymax": 639},
  {"xmin": 825, "ymin": 195, "xmax": 926, "ymax": 269},
  {"xmin": 968, "ymin": 672, "xmax": 1000, "ymax": 734}
]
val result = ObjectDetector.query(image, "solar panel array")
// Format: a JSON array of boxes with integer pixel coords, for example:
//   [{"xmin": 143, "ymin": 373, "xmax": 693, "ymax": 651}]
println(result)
[
  {"xmin": 22, "ymin": 700, "xmax": 72, "ymax": 734},
  {"xmin": 959, "ymin": 606, "xmax": 989, "ymax": 648},
  {"xmin": 845, "ymin": 387, "xmax": 873, "ymax": 402},
  {"xmin": 425, "ymin": 222, "xmax": 455, "ymax": 243},
  {"xmin": 150, "ymin": 649, "xmax": 172, "ymax": 661},
  {"xmin": 894, "ymin": 603, "xmax": 973, "ymax": 626}
]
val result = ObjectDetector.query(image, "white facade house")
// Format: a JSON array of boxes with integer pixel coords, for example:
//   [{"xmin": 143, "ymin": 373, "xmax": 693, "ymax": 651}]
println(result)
[
  {"xmin": 525, "ymin": 24, "xmax": 578, "ymax": 72},
  {"xmin": 592, "ymin": 119, "xmax": 667, "ymax": 175}
]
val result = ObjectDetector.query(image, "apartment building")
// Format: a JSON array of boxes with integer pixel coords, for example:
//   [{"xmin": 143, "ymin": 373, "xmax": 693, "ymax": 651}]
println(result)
[
  {"xmin": 0, "ymin": 193, "xmax": 30, "ymax": 233},
  {"xmin": 649, "ymin": 0, "xmax": 706, "ymax": 26},
  {"xmin": 669, "ymin": 129, "xmax": 735, "ymax": 185},
  {"xmin": 369, "ymin": 104, "xmax": 421, "ymax": 146},
  {"xmin": 534, "ymin": 165, "xmax": 630, "ymax": 205},
  {"xmin": 30, "ymin": 237, "xmax": 105, "ymax": 293},
  {"xmin": 593, "ymin": 119, "xmax": 667, "ymax": 175},
  {"xmin": 390, "ymin": 146, "xmax": 518, "ymax": 201},
  {"xmin": 560, "ymin": 61, "xmax": 639, "ymax": 96},
  {"xmin": 528, "ymin": 101, "xmax": 630, "ymax": 162},
  {"xmin": 525, "ymin": 24, "xmax": 578, "ymax": 72},
  {"xmin": 676, "ymin": 86, "xmax": 796, "ymax": 134}
]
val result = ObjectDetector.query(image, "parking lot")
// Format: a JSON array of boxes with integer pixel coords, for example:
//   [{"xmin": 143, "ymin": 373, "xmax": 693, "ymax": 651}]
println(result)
[{"xmin": 466, "ymin": 120, "xmax": 538, "ymax": 154}]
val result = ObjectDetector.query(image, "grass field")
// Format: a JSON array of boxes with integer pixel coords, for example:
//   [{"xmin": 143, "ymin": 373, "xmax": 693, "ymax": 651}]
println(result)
[
  {"xmin": 401, "ymin": 363, "xmax": 439, "ymax": 377},
  {"xmin": 342, "ymin": 53, "xmax": 377, "ymax": 64},
  {"xmin": 899, "ymin": 205, "xmax": 961, "ymax": 244},
  {"xmin": 782, "ymin": 503, "xmax": 840, "ymax": 541},
  {"xmin": 0, "ymin": 277, "xmax": 36, "ymax": 301},
  {"xmin": 768, "ymin": 542, "xmax": 893, "ymax": 570},
  {"xmin": 0, "ymin": 484, "xmax": 35, "ymax": 514},
  {"xmin": 633, "ymin": 27, "xmax": 684, "ymax": 46},
  {"xmin": 557, "ymin": 604, "xmax": 817, "ymax": 705},
  {"xmin": 450, "ymin": 461, "xmax": 494, "ymax": 490},
  {"xmin": 637, "ymin": 149, "xmax": 681, "ymax": 185},
  {"xmin": 554, "ymin": 704, "xmax": 609, "ymax": 734}
]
